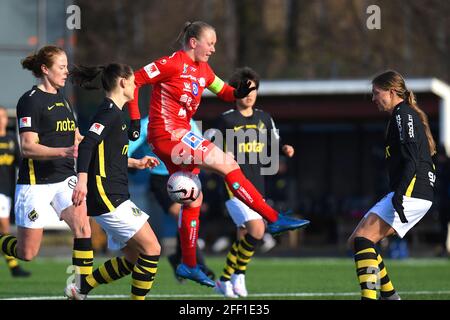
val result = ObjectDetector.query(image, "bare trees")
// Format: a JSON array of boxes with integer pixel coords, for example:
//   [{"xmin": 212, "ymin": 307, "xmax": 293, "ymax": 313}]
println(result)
[{"xmin": 74, "ymin": 0, "xmax": 449, "ymax": 81}]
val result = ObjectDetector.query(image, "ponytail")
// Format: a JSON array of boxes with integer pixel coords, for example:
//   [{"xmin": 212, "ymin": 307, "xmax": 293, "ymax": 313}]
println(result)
[
  {"xmin": 406, "ymin": 90, "xmax": 437, "ymax": 156},
  {"xmin": 70, "ymin": 65, "xmax": 105, "ymax": 90},
  {"xmin": 70, "ymin": 63, "xmax": 133, "ymax": 92}
]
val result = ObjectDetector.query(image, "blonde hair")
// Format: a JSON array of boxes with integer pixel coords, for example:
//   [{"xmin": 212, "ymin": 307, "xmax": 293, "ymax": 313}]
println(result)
[
  {"xmin": 175, "ymin": 21, "xmax": 215, "ymax": 49},
  {"xmin": 372, "ymin": 70, "xmax": 436, "ymax": 156}
]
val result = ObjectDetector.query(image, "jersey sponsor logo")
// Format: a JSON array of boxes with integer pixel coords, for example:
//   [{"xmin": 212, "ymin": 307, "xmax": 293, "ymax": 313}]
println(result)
[
  {"xmin": 0, "ymin": 141, "xmax": 14, "ymax": 151},
  {"xmin": 233, "ymin": 124, "xmax": 258, "ymax": 132},
  {"xmin": 143, "ymin": 62, "xmax": 160, "ymax": 79},
  {"xmin": 178, "ymin": 108, "xmax": 187, "ymax": 118},
  {"xmin": 183, "ymin": 82, "xmax": 191, "ymax": 92},
  {"xmin": 68, "ymin": 177, "xmax": 77, "ymax": 189},
  {"xmin": 47, "ymin": 102, "xmax": 65, "ymax": 111},
  {"xmin": 56, "ymin": 118, "xmax": 76, "ymax": 132},
  {"xmin": 180, "ymin": 74, "xmax": 198, "ymax": 81},
  {"xmin": 131, "ymin": 207, "xmax": 142, "ymax": 217},
  {"xmin": 407, "ymin": 114, "xmax": 414, "ymax": 138},
  {"xmin": 192, "ymin": 82, "xmax": 199, "ymax": 96},
  {"xmin": 179, "ymin": 94, "xmax": 193, "ymax": 108},
  {"xmin": 395, "ymin": 114, "xmax": 403, "ymax": 141},
  {"xmin": 199, "ymin": 77, "xmax": 205, "ymax": 87},
  {"xmin": 28, "ymin": 209, "xmax": 39, "ymax": 222},
  {"xmin": 89, "ymin": 122, "xmax": 105, "ymax": 135},
  {"xmin": 19, "ymin": 117, "xmax": 31, "ymax": 128},
  {"xmin": 181, "ymin": 131, "xmax": 205, "ymax": 150},
  {"xmin": 0, "ymin": 154, "xmax": 14, "ymax": 165},
  {"xmin": 238, "ymin": 141, "xmax": 265, "ymax": 153}
]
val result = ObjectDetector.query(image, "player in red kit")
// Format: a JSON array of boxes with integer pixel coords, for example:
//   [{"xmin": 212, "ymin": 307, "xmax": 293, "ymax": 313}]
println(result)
[{"xmin": 128, "ymin": 21, "xmax": 310, "ymax": 287}]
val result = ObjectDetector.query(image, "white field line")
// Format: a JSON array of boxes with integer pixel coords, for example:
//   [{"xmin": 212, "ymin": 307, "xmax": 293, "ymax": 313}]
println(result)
[{"xmin": 3, "ymin": 290, "xmax": 450, "ymax": 300}]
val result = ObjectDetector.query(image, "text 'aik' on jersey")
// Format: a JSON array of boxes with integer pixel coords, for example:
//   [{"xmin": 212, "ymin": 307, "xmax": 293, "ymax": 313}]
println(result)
[
  {"xmin": 16, "ymin": 86, "xmax": 76, "ymax": 184},
  {"xmin": 385, "ymin": 102, "xmax": 435, "ymax": 201},
  {"xmin": 83, "ymin": 98, "xmax": 130, "ymax": 216}
]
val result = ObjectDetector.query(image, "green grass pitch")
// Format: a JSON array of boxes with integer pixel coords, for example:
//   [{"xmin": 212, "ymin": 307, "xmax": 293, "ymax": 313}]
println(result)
[{"xmin": 1, "ymin": 257, "xmax": 450, "ymax": 300}]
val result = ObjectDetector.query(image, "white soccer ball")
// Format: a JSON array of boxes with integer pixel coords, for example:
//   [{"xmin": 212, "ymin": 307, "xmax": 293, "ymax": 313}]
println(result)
[{"xmin": 167, "ymin": 171, "xmax": 202, "ymax": 204}]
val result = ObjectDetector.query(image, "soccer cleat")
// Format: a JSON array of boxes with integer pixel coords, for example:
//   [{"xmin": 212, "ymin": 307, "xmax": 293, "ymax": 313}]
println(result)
[
  {"xmin": 215, "ymin": 280, "xmax": 239, "ymax": 298},
  {"xmin": 175, "ymin": 263, "xmax": 215, "ymax": 287},
  {"xmin": 199, "ymin": 264, "xmax": 216, "ymax": 281},
  {"xmin": 267, "ymin": 213, "xmax": 310, "ymax": 235},
  {"xmin": 231, "ymin": 273, "xmax": 248, "ymax": 297},
  {"xmin": 10, "ymin": 266, "xmax": 31, "ymax": 278},
  {"xmin": 260, "ymin": 233, "xmax": 276, "ymax": 253},
  {"xmin": 64, "ymin": 283, "xmax": 87, "ymax": 300},
  {"xmin": 379, "ymin": 292, "xmax": 401, "ymax": 300}
]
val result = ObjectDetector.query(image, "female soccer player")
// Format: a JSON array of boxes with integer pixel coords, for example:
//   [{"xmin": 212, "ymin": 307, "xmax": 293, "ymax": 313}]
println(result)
[
  {"xmin": 0, "ymin": 106, "xmax": 30, "ymax": 277},
  {"xmin": 128, "ymin": 21, "xmax": 309, "ymax": 287},
  {"xmin": 213, "ymin": 67, "xmax": 300, "ymax": 298},
  {"xmin": 0, "ymin": 46, "xmax": 92, "ymax": 287},
  {"xmin": 65, "ymin": 63, "xmax": 161, "ymax": 300},
  {"xmin": 348, "ymin": 70, "xmax": 436, "ymax": 300}
]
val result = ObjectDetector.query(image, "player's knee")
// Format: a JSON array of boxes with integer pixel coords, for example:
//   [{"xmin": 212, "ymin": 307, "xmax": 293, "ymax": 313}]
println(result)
[
  {"xmin": 252, "ymin": 223, "xmax": 265, "ymax": 240},
  {"xmin": 143, "ymin": 240, "xmax": 161, "ymax": 256}
]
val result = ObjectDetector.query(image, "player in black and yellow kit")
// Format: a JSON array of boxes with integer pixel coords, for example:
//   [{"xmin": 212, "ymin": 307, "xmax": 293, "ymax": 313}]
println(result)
[
  {"xmin": 0, "ymin": 106, "xmax": 30, "ymax": 277},
  {"xmin": 65, "ymin": 63, "xmax": 161, "ymax": 300},
  {"xmin": 0, "ymin": 46, "xmax": 93, "ymax": 290},
  {"xmin": 211, "ymin": 67, "xmax": 309, "ymax": 298},
  {"xmin": 348, "ymin": 70, "xmax": 436, "ymax": 300}
]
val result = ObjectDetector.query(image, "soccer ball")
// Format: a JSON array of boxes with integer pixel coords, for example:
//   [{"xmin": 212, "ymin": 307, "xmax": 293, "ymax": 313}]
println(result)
[{"xmin": 167, "ymin": 171, "xmax": 202, "ymax": 204}]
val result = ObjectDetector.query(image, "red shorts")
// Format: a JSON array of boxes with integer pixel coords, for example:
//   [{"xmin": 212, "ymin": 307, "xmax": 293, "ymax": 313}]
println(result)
[{"xmin": 149, "ymin": 130, "xmax": 215, "ymax": 175}]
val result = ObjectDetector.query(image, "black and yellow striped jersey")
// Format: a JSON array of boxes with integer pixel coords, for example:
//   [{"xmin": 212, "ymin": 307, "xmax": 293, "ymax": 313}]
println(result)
[
  {"xmin": 214, "ymin": 108, "xmax": 280, "ymax": 198},
  {"xmin": 78, "ymin": 98, "xmax": 130, "ymax": 216},
  {"xmin": 16, "ymin": 86, "xmax": 76, "ymax": 184},
  {"xmin": 385, "ymin": 101, "xmax": 435, "ymax": 201},
  {"xmin": 0, "ymin": 134, "xmax": 20, "ymax": 196}
]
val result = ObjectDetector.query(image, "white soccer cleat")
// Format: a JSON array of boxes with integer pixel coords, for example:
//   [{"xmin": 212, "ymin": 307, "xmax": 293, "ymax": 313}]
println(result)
[
  {"xmin": 214, "ymin": 280, "xmax": 238, "ymax": 298},
  {"xmin": 64, "ymin": 283, "xmax": 87, "ymax": 300},
  {"xmin": 231, "ymin": 273, "xmax": 248, "ymax": 297}
]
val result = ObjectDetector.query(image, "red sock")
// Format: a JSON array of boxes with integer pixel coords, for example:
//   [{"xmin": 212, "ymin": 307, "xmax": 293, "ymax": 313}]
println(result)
[
  {"xmin": 178, "ymin": 205, "xmax": 201, "ymax": 267},
  {"xmin": 225, "ymin": 169, "xmax": 278, "ymax": 223}
]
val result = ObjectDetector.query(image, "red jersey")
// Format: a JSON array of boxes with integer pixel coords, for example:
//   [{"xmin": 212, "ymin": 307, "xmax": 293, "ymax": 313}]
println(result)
[{"xmin": 128, "ymin": 50, "xmax": 236, "ymax": 140}]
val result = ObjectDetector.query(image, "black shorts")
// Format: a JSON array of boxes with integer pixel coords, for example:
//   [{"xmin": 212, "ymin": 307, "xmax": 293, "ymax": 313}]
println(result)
[{"xmin": 150, "ymin": 174, "xmax": 173, "ymax": 213}]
